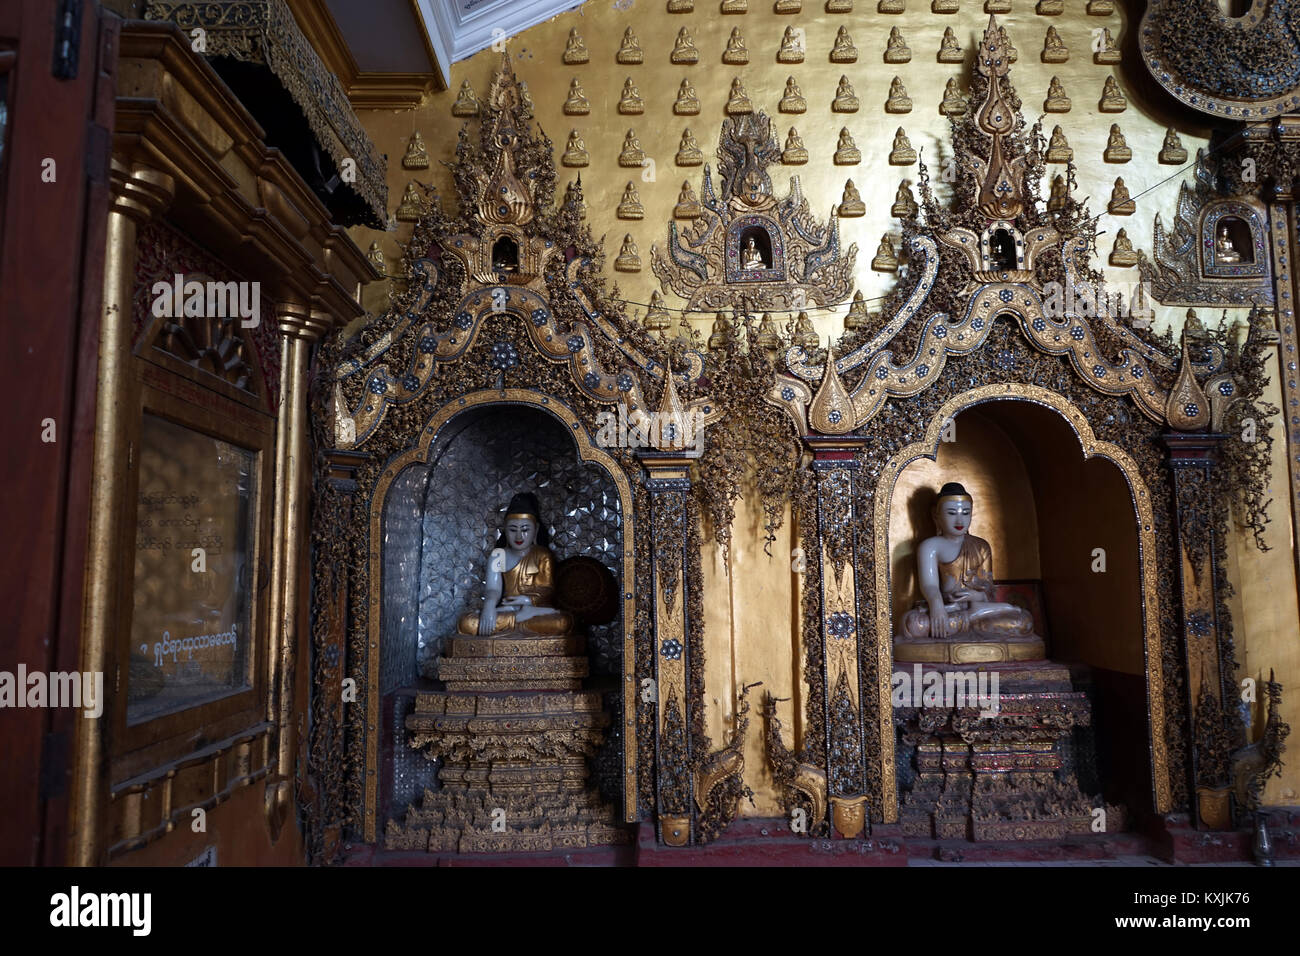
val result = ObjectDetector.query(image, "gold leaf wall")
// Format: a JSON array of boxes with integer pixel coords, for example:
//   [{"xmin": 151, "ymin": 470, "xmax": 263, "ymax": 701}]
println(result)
[{"xmin": 349, "ymin": 0, "xmax": 1300, "ymax": 809}]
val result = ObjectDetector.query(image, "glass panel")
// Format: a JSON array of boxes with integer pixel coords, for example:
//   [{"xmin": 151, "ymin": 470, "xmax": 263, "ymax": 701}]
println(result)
[{"xmin": 128, "ymin": 413, "xmax": 257, "ymax": 724}]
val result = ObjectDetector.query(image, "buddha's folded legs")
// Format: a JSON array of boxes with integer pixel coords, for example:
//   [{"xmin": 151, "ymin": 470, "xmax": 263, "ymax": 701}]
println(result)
[
  {"xmin": 901, "ymin": 602, "xmax": 1034, "ymax": 640},
  {"xmin": 457, "ymin": 608, "xmax": 575, "ymax": 636}
]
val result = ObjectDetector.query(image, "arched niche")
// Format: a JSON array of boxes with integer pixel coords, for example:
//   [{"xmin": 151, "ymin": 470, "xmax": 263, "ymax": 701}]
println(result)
[
  {"xmin": 491, "ymin": 234, "xmax": 520, "ymax": 273},
  {"xmin": 726, "ymin": 214, "xmax": 786, "ymax": 282},
  {"xmin": 375, "ymin": 401, "xmax": 626, "ymax": 822},
  {"xmin": 882, "ymin": 393, "xmax": 1158, "ymax": 817},
  {"xmin": 1201, "ymin": 200, "xmax": 1267, "ymax": 278}
]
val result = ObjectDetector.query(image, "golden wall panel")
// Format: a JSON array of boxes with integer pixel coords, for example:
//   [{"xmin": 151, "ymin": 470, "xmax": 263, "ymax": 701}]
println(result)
[{"xmin": 347, "ymin": 2, "xmax": 1300, "ymax": 809}]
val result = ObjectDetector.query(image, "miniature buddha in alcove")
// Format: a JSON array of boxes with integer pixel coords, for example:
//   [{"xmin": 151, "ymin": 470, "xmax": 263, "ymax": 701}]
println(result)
[
  {"xmin": 1216, "ymin": 225, "xmax": 1242, "ymax": 263},
  {"xmin": 894, "ymin": 482, "xmax": 1044, "ymax": 662},
  {"xmin": 456, "ymin": 493, "xmax": 574, "ymax": 637},
  {"xmin": 741, "ymin": 236, "xmax": 767, "ymax": 270}
]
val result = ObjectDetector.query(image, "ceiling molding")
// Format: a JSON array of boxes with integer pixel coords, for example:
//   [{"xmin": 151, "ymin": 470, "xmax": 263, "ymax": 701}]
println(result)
[{"xmin": 410, "ymin": 0, "xmax": 583, "ymax": 88}]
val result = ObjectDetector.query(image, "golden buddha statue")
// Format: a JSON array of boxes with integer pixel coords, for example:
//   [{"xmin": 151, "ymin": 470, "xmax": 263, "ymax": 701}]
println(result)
[
  {"xmin": 367, "ymin": 241, "xmax": 385, "ymax": 272},
  {"xmin": 889, "ymin": 127, "xmax": 916, "ymax": 165},
  {"xmin": 741, "ymin": 236, "xmax": 767, "ymax": 270},
  {"xmin": 726, "ymin": 77, "xmax": 754, "ymax": 114},
  {"xmin": 834, "ymin": 127, "xmax": 861, "ymax": 165},
  {"xmin": 844, "ymin": 290, "xmax": 871, "ymax": 330},
  {"xmin": 894, "ymin": 482, "xmax": 1045, "ymax": 663},
  {"xmin": 402, "ymin": 130, "xmax": 430, "ymax": 170},
  {"xmin": 1108, "ymin": 176, "xmax": 1135, "ymax": 215},
  {"xmin": 872, "ymin": 234, "xmax": 899, "ymax": 272},
  {"xmin": 1045, "ymin": 125, "xmax": 1072, "ymax": 163},
  {"xmin": 1094, "ymin": 27, "xmax": 1120, "ymax": 64},
  {"xmin": 839, "ymin": 179, "xmax": 866, "ymax": 216},
  {"xmin": 891, "ymin": 179, "xmax": 918, "ymax": 218},
  {"xmin": 1104, "ymin": 123, "xmax": 1131, "ymax": 163},
  {"xmin": 452, "ymin": 80, "xmax": 479, "ymax": 117},
  {"xmin": 563, "ymin": 78, "xmax": 590, "ymax": 115},
  {"xmin": 619, "ymin": 77, "xmax": 644, "ymax": 115},
  {"xmin": 563, "ymin": 27, "xmax": 589, "ymax": 65},
  {"xmin": 778, "ymin": 26, "xmax": 805, "ymax": 63},
  {"xmin": 832, "ymin": 75, "xmax": 859, "ymax": 112},
  {"xmin": 885, "ymin": 27, "xmax": 911, "ymax": 63},
  {"xmin": 755, "ymin": 313, "xmax": 780, "ymax": 350},
  {"xmin": 780, "ymin": 76, "xmax": 807, "ymax": 113},
  {"xmin": 886, "ymin": 75, "xmax": 913, "ymax": 113},
  {"xmin": 616, "ymin": 27, "xmax": 643, "ymax": 65},
  {"xmin": 831, "ymin": 26, "xmax": 858, "ymax": 63},
  {"xmin": 938, "ymin": 27, "xmax": 963, "ymax": 63},
  {"xmin": 676, "ymin": 128, "xmax": 704, "ymax": 166},
  {"xmin": 619, "ymin": 128, "xmax": 646, "ymax": 167},
  {"xmin": 562, "ymin": 130, "xmax": 589, "ymax": 168},
  {"xmin": 1041, "ymin": 25, "xmax": 1068, "ymax": 64},
  {"xmin": 708, "ymin": 312, "xmax": 733, "ymax": 349},
  {"xmin": 674, "ymin": 180, "xmax": 702, "ymax": 218},
  {"xmin": 395, "ymin": 181, "xmax": 422, "ymax": 221},
  {"xmin": 1110, "ymin": 228, "xmax": 1139, "ymax": 267},
  {"xmin": 615, "ymin": 234, "xmax": 641, "ymax": 271},
  {"xmin": 783, "ymin": 128, "xmax": 809, "ymax": 165},
  {"xmin": 1159, "ymin": 128, "xmax": 1188, "ymax": 165},
  {"xmin": 793, "ymin": 310, "xmax": 820, "ymax": 350},
  {"xmin": 671, "ymin": 27, "xmax": 699, "ymax": 64},
  {"xmin": 723, "ymin": 27, "xmax": 749, "ymax": 64},
  {"xmin": 1099, "ymin": 75, "xmax": 1127, "ymax": 112},
  {"xmin": 617, "ymin": 182, "xmax": 644, "ymax": 220},
  {"xmin": 1216, "ymin": 225, "xmax": 1242, "ymax": 263},
  {"xmin": 1044, "ymin": 75, "xmax": 1070, "ymax": 113},
  {"xmin": 675, "ymin": 78, "xmax": 700, "ymax": 115},
  {"xmin": 940, "ymin": 78, "xmax": 965, "ymax": 115},
  {"xmin": 457, "ymin": 494, "xmax": 575, "ymax": 638}
]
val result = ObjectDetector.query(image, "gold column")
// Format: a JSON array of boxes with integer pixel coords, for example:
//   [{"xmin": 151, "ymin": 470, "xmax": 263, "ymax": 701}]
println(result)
[
  {"xmin": 71, "ymin": 158, "xmax": 174, "ymax": 866},
  {"xmin": 264, "ymin": 302, "xmax": 329, "ymax": 840}
]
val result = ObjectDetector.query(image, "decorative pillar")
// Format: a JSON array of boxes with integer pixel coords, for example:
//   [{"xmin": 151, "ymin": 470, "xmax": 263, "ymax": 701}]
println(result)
[
  {"xmin": 71, "ymin": 158, "xmax": 174, "ymax": 866},
  {"xmin": 1164, "ymin": 431, "xmax": 1239, "ymax": 828},
  {"xmin": 264, "ymin": 302, "xmax": 330, "ymax": 840},
  {"xmin": 804, "ymin": 435, "xmax": 871, "ymax": 838},
  {"xmin": 639, "ymin": 451, "xmax": 695, "ymax": 846}
]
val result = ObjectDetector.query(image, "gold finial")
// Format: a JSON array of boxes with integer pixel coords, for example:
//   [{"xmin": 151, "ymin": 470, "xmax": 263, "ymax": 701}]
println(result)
[{"xmin": 1165, "ymin": 332, "xmax": 1210, "ymax": 431}]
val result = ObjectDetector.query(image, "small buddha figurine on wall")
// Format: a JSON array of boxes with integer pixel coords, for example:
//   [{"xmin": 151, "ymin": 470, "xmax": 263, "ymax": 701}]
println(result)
[
  {"xmin": 457, "ymin": 493, "xmax": 574, "ymax": 638},
  {"xmin": 1216, "ymin": 224, "xmax": 1242, "ymax": 263},
  {"xmin": 894, "ymin": 482, "xmax": 1044, "ymax": 663}
]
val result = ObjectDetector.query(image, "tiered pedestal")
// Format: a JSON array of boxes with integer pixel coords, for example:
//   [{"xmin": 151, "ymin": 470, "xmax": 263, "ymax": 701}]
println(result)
[
  {"xmin": 385, "ymin": 631, "xmax": 629, "ymax": 853},
  {"xmin": 895, "ymin": 661, "xmax": 1112, "ymax": 841}
]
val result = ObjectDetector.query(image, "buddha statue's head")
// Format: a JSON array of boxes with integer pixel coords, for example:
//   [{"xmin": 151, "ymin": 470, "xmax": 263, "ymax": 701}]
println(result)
[
  {"xmin": 495, "ymin": 492, "xmax": 550, "ymax": 553},
  {"xmin": 932, "ymin": 482, "xmax": 973, "ymax": 537}
]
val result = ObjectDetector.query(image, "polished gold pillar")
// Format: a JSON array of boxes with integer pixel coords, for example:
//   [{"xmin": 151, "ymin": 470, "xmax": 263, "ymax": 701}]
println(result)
[{"xmin": 71, "ymin": 158, "xmax": 174, "ymax": 866}]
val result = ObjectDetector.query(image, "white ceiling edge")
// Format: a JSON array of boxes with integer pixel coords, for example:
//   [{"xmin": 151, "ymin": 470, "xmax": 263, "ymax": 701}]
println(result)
[{"xmin": 413, "ymin": 0, "xmax": 585, "ymax": 88}]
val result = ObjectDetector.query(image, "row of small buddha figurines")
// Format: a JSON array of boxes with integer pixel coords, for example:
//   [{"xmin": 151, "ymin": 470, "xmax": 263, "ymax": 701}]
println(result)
[{"xmin": 455, "ymin": 486, "xmax": 1042, "ymax": 665}]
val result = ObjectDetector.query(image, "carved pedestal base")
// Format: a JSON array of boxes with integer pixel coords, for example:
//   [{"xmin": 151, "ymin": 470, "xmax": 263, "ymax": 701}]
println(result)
[
  {"xmin": 896, "ymin": 662, "xmax": 1111, "ymax": 841},
  {"xmin": 386, "ymin": 636, "xmax": 629, "ymax": 853}
]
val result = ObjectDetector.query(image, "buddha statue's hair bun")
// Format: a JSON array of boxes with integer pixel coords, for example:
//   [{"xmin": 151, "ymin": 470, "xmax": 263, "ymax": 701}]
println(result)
[
  {"xmin": 505, "ymin": 492, "xmax": 541, "ymax": 519},
  {"xmin": 937, "ymin": 482, "xmax": 969, "ymax": 499}
]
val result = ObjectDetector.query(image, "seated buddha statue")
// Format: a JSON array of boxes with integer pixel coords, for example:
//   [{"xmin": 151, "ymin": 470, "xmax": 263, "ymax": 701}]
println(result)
[
  {"xmin": 1216, "ymin": 225, "xmax": 1242, "ymax": 263},
  {"xmin": 456, "ymin": 493, "xmax": 574, "ymax": 637},
  {"xmin": 741, "ymin": 236, "xmax": 767, "ymax": 270},
  {"xmin": 894, "ymin": 482, "xmax": 1044, "ymax": 663}
]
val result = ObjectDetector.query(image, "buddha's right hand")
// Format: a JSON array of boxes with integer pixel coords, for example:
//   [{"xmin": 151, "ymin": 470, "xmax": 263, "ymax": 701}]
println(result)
[
  {"xmin": 478, "ymin": 605, "xmax": 498, "ymax": 636},
  {"xmin": 928, "ymin": 601, "xmax": 950, "ymax": 639}
]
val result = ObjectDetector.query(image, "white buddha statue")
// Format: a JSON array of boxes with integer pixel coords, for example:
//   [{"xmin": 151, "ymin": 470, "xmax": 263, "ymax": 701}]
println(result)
[{"xmin": 741, "ymin": 236, "xmax": 766, "ymax": 270}]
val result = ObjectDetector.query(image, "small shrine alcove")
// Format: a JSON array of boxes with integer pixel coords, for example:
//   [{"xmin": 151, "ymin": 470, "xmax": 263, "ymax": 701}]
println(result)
[
  {"xmin": 377, "ymin": 402, "xmax": 627, "ymax": 827},
  {"xmin": 886, "ymin": 395, "xmax": 1155, "ymax": 823}
]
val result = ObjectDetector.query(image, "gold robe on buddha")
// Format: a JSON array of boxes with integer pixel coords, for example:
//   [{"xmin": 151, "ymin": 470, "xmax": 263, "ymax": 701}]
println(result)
[
  {"xmin": 902, "ymin": 535, "xmax": 1034, "ymax": 638},
  {"xmin": 457, "ymin": 545, "xmax": 575, "ymax": 636}
]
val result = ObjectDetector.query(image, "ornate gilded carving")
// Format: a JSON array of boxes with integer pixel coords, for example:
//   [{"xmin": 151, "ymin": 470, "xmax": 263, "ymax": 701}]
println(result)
[
  {"xmin": 652, "ymin": 111, "xmax": 858, "ymax": 311},
  {"xmin": 762, "ymin": 691, "xmax": 828, "ymax": 834},
  {"xmin": 1166, "ymin": 333, "xmax": 1211, "ymax": 431},
  {"xmin": 694, "ymin": 683, "xmax": 757, "ymax": 843}
]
